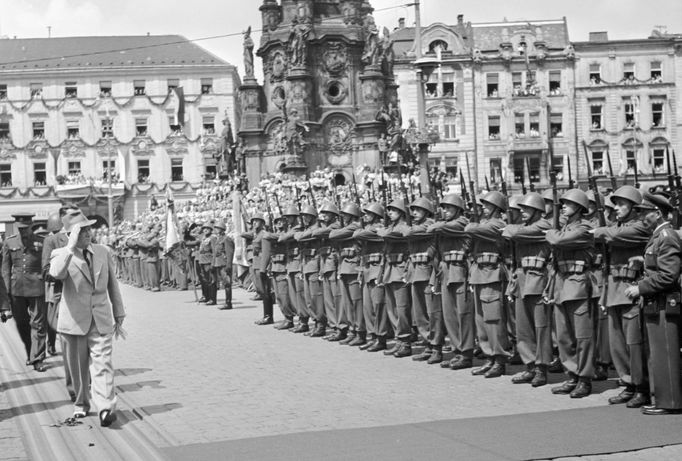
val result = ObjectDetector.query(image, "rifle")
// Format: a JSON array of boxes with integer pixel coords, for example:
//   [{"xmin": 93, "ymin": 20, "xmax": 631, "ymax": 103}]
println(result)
[
  {"xmin": 519, "ymin": 159, "xmax": 527, "ymax": 195},
  {"xmin": 485, "ymin": 175, "xmax": 491, "ymax": 192},
  {"xmin": 666, "ymin": 147, "xmax": 680, "ymax": 229},
  {"xmin": 526, "ymin": 157, "xmax": 535, "ymax": 192},
  {"xmin": 673, "ymin": 150, "xmax": 682, "ymax": 229},
  {"xmin": 307, "ymin": 179, "xmax": 317, "ymax": 210},
  {"xmin": 261, "ymin": 186, "xmax": 274, "ymax": 231},
  {"xmin": 547, "ymin": 130, "xmax": 560, "ymax": 230},
  {"xmin": 632, "ymin": 150, "xmax": 640, "ymax": 189},
  {"xmin": 400, "ymin": 176, "xmax": 412, "ymax": 225},
  {"xmin": 351, "ymin": 172, "xmax": 361, "ymax": 207},
  {"xmin": 294, "ymin": 186, "xmax": 304, "ymax": 227},
  {"xmin": 273, "ymin": 190, "xmax": 283, "ymax": 216},
  {"xmin": 465, "ymin": 151, "xmax": 479, "ymax": 223},
  {"xmin": 459, "ymin": 171, "xmax": 469, "ymax": 205},
  {"xmin": 380, "ymin": 169, "xmax": 389, "ymax": 226},
  {"xmin": 567, "ymin": 154, "xmax": 575, "ymax": 189},
  {"xmin": 605, "ymin": 146, "xmax": 618, "ymax": 191}
]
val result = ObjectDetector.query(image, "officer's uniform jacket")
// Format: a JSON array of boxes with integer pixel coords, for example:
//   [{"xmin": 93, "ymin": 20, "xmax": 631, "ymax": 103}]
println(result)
[
  {"xmin": 379, "ymin": 221, "xmax": 410, "ymax": 284},
  {"xmin": 197, "ymin": 235, "xmax": 214, "ymax": 265},
  {"xmin": 138, "ymin": 234, "xmax": 160, "ymax": 263},
  {"xmin": 594, "ymin": 213, "xmax": 651, "ymax": 307},
  {"xmin": 126, "ymin": 236, "xmax": 140, "ymax": 261},
  {"xmin": 503, "ymin": 218, "xmax": 552, "ymax": 298},
  {"xmin": 2, "ymin": 234, "xmax": 45, "ymax": 297},
  {"xmin": 279, "ymin": 225, "xmax": 302, "ymax": 274},
  {"xmin": 329, "ymin": 221, "xmax": 362, "ymax": 276},
  {"xmin": 545, "ymin": 217, "xmax": 596, "ymax": 305},
  {"xmin": 465, "ymin": 217, "xmax": 506, "ymax": 286},
  {"xmin": 212, "ymin": 233, "xmax": 235, "ymax": 270},
  {"xmin": 354, "ymin": 222, "xmax": 385, "ymax": 283},
  {"xmin": 405, "ymin": 218, "xmax": 436, "ymax": 284},
  {"xmin": 263, "ymin": 230, "xmax": 287, "ymax": 274},
  {"xmin": 312, "ymin": 221, "xmax": 341, "ymax": 276},
  {"xmin": 296, "ymin": 224, "xmax": 321, "ymax": 276},
  {"xmin": 638, "ymin": 222, "xmax": 681, "ymax": 300},
  {"xmin": 432, "ymin": 216, "xmax": 470, "ymax": 286}
]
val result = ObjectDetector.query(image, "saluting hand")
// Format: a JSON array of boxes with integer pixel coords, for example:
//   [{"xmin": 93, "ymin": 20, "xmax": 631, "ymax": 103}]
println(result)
[{"xmin": 66, "ymin": 222, "xmax": 83, "ymax": 252}]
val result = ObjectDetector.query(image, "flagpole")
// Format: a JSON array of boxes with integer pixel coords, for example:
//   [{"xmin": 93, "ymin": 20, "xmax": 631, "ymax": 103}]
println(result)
[{"xmin": 108, "ymin": 148, "xmax": 114, "ymax": 227}]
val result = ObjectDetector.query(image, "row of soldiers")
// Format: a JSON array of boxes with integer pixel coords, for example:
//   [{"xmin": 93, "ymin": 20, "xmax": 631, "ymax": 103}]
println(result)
[{"xmin": 244, "ymin": 185, "xmax": 682, "ymax": 416}]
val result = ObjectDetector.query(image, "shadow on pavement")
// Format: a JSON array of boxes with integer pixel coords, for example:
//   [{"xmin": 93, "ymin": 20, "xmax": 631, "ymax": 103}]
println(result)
[
  {"xmin": 1, "ymin": 375, "xmax": 62, "ymax": 390},
  {"xmin": 136, "ymin": 403, "xmax": 183, "ymax": 417},
  {"xmin": 115, "ymin": 367, "xmax": 153, "ymax": 377},
  {"xmin": 0, "ymin": 399, "xmax": 73, "ymax": 423},
  {"xmin": 117, "ymin": 380, "xmax": 166, "ymax": 393}
]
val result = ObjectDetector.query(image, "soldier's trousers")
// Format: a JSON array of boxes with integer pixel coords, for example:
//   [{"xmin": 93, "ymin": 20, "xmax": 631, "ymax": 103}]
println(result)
[
  {"xmin": 442, "ymin": 281, "xmax": 474, "ymax": 356},
  {"xmin": 645, "ymin": 309, "xmax": 682, "ymax": 409},
  {"xmin": 12, "ymin": 296, "xmax": 47, "ymax": 363},
  {"xmin": 132, "ymin": 258, "xmax": 142, "ymax": 287},
  {"xmin": 384, "ymin": 281, "xmax": 412, "ymax": 342},
  {"xmin": 146, "ymin": 261, "xmax": 160, "ymax": 290},
  {"xmin": 608, "ymin": 304, "xmax": 646, "ymax": 386},
  {"xmin": 199, "ymin": 263, "xmax": 216, "ymax": 302},
  {"xmin": 473, "ymin": 282, "xmax": 511, "ymax": 361},
  {"xmin": 255, "ymin": 270, "xmax": 273, "ymax": 319},
  {"xmin": 596, "ymin": 303, "xmax": 611, "ymax": 365},
  {"xmin": 160, "ymin": 259, "xmax": 169, "ymax": 283},
  {"xmin": 411, "ymin": 281, "xmax": 432, "ymax": 344},
  {"xmin": 303, "ymin": 273, "xmax": 324, "ymax": 326},
  {"xmin": 555, "ymin": 299, "xmax": 596, "ymax": 379},
  {"xmin": 273, "ymin": 272, "xmax": 295, "ymax": 319},
  {"xmin": 362, "ymin": 279, "xmax": 385, "ymax": 338},
  {"xmin": 322, "ymin": 272, "xmax": 345, "ymax": 331},
  {"xmin": 515, "ymin": 294, "xmax": 553, "ymax": 366},
  {"xmin": 287, "ymin": 272, "xmax": 308, "ymax": 323},
  {"xmin": 339, "ymin": 274, "xmax": 363, "ymax": 334}
]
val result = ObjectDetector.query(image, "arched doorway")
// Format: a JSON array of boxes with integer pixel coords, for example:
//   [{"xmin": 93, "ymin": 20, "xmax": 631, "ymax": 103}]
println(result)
[{"xmin": 88, "ymin": 214, "xmax": 108, "ymax": 229}]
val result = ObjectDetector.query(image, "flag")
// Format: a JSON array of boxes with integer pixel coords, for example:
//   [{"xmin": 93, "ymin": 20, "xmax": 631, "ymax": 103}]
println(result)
[
  {"xmin": 164, "ymin": 190, "xmax": 181, "ymax": 253},
  {"xmin": 232, "ymin": 191, "xmax": 249, "ymax": 267},
  {"xmin": 173, "ymin": 87, "xmax": 185, "ymax": 127},
  {"xmin": 117, "ymin": 147, "xmax": 127, "ymax": 186}
]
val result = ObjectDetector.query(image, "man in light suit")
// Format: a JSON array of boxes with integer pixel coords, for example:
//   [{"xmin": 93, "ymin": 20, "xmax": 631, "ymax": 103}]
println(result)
[{"xmin": 50, "ymin": 210, "xmax": 125, "ymax": 427}]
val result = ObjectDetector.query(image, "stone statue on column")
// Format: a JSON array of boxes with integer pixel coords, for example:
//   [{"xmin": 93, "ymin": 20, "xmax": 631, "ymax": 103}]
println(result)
[
  {"xmin": 288, "ymin": 17, "xmax": 311, "ymax": 68},
  {"xmin": 243, "ymin": 26, "xmax": 255, "ymax": 79},
  {"xmin": 361, "ymin": 14, "xmax": 381, "ymax": 68}
]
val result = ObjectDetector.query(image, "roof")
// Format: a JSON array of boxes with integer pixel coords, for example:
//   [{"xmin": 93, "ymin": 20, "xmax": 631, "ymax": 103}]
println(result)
[
  {"xmin": 472, "ymin": 19, "xmax": 569, "ymax": 51},
  {"xmin": 0, "ymin": 35, "xmax": 233, "ymax": 71}
]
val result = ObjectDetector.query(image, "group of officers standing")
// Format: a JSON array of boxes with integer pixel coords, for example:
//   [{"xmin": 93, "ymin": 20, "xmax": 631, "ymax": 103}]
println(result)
[{"xmin": 242, "ymin": 183, "xmax": 682, "ymax": 416}]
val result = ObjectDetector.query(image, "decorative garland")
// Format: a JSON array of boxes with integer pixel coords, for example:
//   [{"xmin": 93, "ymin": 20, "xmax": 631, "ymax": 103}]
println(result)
[{"xmin": 0, "ymin": 181, "xmax": 200, "ymax": 199}]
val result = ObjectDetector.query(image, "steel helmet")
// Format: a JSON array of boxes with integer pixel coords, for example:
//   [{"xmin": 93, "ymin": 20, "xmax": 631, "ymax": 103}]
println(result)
[
  {"xmin": 387, "ymin": 198, "xmax": 408, "ymax": 215},
  {"xmin": 300, "ymin": 205, "xmax": 318, "ymax": 217},
  {"xmin": 604, "ymin": 194, "xmax": 616, "ymax": 210},
  {"xmin": 585, "ymin": 190, "xmax": 596, "ymax": 204},
  {"xmin": 46, "ymin": 212, "xmax": 62, "ymax": 233},
  {"xmin": 284, "ymin": 205, "xmax": 300, "ymax": 217},
  {"xmin": 541, "ymin": 189, "xmax": 554, "ymax": 202},
  {"xmin": 341, "ymin": 203, "xmax": 362, "ymax": 218},
  {"xmin": 319, "ymin": 201, "xmax": 340, "ymax": 216},
  {"xmin": 518, "ymin": 192, "xmax": 545, "ymax": 213},
  {"xmin": 560, "ymin": 189, "xmax": 589, "ymax": 211},
  {"xmin": 250, "ymin": 213, "xmax": 266, "ymax": 223},
  {"xmin": 480, "ymin": 191, "xmax": 508, "ymax": 212},
  {"xmin": 440, "ymin": 193, "xmax": 465, "ymax": 210},
  {"xmin": 611, "ymin": 185, "xmax": 642, "ymax": 206},
  {"xmin": 409, "ymin": 197, "xmax": 435, "ymax": 215},
  {"xmin": 508, "ymin": 195, "xmax": 523, "ymax": 211},
  {"xmin": 214, "ymin": 221, "xmax": 227, "ymax": 231},
  {"xmin": 363, "ymin": 202, "xmax": 385, "ymax": 219}
]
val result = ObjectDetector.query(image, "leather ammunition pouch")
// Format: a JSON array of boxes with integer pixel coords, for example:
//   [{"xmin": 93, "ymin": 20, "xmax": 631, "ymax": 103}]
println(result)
[
  {"xmin": 302, "ymin": 249, "xmax": 317, "ymax": 257},
  {"xmin": 386, "ymin": 253, "xmax": 405, "ymax": 264},
  {"xmin": 271, "ymin": 254, "xmax": 286, "ymax": 263},
  {"xmin": 593, "ymin": 253, "xmax": 603, "ymax": 267},
  {"xmin": 287, "ymin": 248, "xmax": 300, "ymax": 257},
  {"xmin": 557, "ymin": 260, "xmax": 586, "ymax": 275},
  {"xmin": 521, "ymin": 256, "xmax": 546, "ymax": 271},
  {"xmin": 340, "ymin": 247, "xmax": 357, "ymax": 258},
  {"xmin": 363, "ymin": 253, "xmax": 383, "ymax": 265},
  {"xmin": 474, "ymin": 252, "xmax": 500, "ymax": 266},
  {"xmin": 410, "ymin": 252, "xmax": 431, "ymax": 264},
  {"xmin": 644, "ymin": 292, "xmax": 681, "ymax": 316},
  {"xmin": 442, "ymin": 250, "xmax": 466, "ymax": 264},
  {"xmin": 319, "ymin": 246, "xmax": 332, "ymax": 257}
]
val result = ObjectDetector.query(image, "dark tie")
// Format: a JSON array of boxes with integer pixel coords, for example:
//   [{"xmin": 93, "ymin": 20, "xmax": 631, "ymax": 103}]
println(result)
[{"xmin": 83, "ymin": 250, "xmax": 94, "ymax": 281}]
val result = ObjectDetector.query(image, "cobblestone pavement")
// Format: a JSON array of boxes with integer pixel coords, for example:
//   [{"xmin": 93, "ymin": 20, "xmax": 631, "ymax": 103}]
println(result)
[{"xmin": 2, "ymin": 283, "xmax": 682, "ymax": 460}]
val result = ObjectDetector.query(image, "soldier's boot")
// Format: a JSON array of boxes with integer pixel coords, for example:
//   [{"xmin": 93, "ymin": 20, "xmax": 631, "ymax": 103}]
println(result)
[
  {"xmin": 608, "ymin": 385, "xmax": 635, "ymax": 405},
  {"xmin": 551, "ymin": 374, "xmax": 579, "ymax": 395},
  {"xmin": 626, "ymin": 387, "xmax": 651, "ymax": 408},
  {"xmin": 426, "ymin": 346, "xmax": 443, "ymax": 365},
  {"xmin": 393, "ymin": 342, "xmax": 412, "ymax": 358},
  {"xmin": 412, "ymin": 346, "xmax": 433, "ymax": 362},
  {"xmin": 310, "ymin": 324, "xmax": 326, "ymax": 337},
  {"xmin": 292, "ymin": 322, "xmax": 310, "ymax": 333},
  {"xmin": 339, "ymin": 330, "xmax": 356, "ymax": 345},
  {"xmin": 383, "ymin": 341, "xmax": 401, "ymax": 356},
  {"xmin": 484, "ymin": 361, "xmax": 506, "ymax": 378},
  {"xmin": 275, "ymin": 316, "xmax": 295, "ymax": 330},
  {"xmin": 511, "ymin": 364, "xmax": 536, "ymax": 384},
  {"xmin": 367, "ymin": 337, "xmax": 387, "ymax": 352},
  {"xmin": 569, "ymin": 378, "xmax": 592, "ymax": 399},
  {"xmin": 471, "ymin": 359, "xmax": 494, "ymax": 376},
  {"xmin": 531, "ymin": 365, "xmax": 548, "ymax": 387},
  {"xmin": 349, "ymin": 332, "xmax": 367, "ymax": 347},
  {"xmin": 328, "ymin": 329, "xmax": 347, "ymax": 342},
  {"xmin": 548, "ymin": 355, "xmax": 563, "ymax": 373},
  {"xmin": 594, "ymin": 362, "xmax": 610, "ymax": 381},
  {"xmin": 359, "ymin": 334, "xmax": 375, "ymax": 350}
]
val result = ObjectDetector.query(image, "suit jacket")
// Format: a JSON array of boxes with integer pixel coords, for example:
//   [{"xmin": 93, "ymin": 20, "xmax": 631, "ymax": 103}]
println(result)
[
  {"xmin": 42, "ymin": 231, "xmax": 69, "ymax": 303},
  {"xmin": 50, "ymin": 244, "xmax": 125, "ymax": 336}
]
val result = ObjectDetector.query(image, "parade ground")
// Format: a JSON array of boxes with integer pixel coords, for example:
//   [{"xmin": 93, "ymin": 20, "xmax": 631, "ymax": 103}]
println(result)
[{"xmin": 2, "ymin": 284, "xmax": 682, "ymax": 461}]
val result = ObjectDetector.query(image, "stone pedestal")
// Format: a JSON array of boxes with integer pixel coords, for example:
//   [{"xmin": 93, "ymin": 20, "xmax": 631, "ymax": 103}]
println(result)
[{"xmin": 358, "ymin": 67, "xmax": 386, "ymax": 122}]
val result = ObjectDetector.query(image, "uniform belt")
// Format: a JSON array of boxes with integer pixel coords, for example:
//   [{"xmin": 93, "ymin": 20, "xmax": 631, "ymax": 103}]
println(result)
[
  {"xmin": 410, "ymin": 252, "xmax": 431, "ymax": 264},
  {"xmin": 271, "ymin": 254, "xmax": 286, "ymax": 263},
  {"xmin": 340, "ymin": 247, "xmax": 357, "ymax": 258},
  {"xmin": 474, "ymin": 252, "xmax": 500, "ymax": 265},
  {"xmin": 521, "ymin": 256, "xmax": 546, "ymax": 270},
  {"xmin": 362, "ymin": 253, "xmax": 383, "ymax": 265},
  {"xmin": 443, "ymin": 250, "xmax": 466, "ymax": 263},
  {"xmin": 557, "ymin": 260, "xmax": 586, "ymax": 275},
  {"xmin": 386, "ymin": 253, "xmax": 405, "ymax": 264}
]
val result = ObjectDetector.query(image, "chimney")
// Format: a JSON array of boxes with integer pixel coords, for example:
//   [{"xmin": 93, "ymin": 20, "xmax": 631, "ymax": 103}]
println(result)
[
  {"xmin": 457, "ymin": 14, "xmax": 464, "ymax": 25},
  {"xmin": 589, "ymin": 31, "xmax": 608, "ymax": 42},
  {"xmin": 398, "ymin": 17, "xmax": 405, "ymax": 29}
]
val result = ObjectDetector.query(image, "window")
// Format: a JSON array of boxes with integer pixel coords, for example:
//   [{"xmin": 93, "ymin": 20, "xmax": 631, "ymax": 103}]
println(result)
[
  {"xmin": 443, "ymin": 116, "xmax": 456, "ymax": 139},
  {"xmin": 549, "ymin": 71, "xmax": 561, "ymax": 94},
  {"xmin": 167, "ymin": 79, "xmax": 179, "ymax": 93},
  {"xmin": 653, "ymin": 148, "xmax": 665, "ymax": 174},
  {"xmin": 171, "ymin": 158, "xmax": 183, "ymax": 181},
  {"xmin": 34, "ymin": 162, "xmax": 46, "ymax": 185},
  {"xmin": 204, "ymin": 164, "xmax": 216, "ymax": 180},
  {"xmin": 550, "ymin": 113, "xmax": 563, "ymax": 138},
  {"xmin": 0, "ymin": 164, "xmax": 11, "ymax": 187},
  {"xmin": 0, "ymin": 84, "xmax": 6, "ymax": 100},
  {"xmin": 66, "ymin": 120, "xmax": 79, "ymax": 139},
  {"xmin": 32, "ymin": 121, "xmax": 45, "ymax": 139},
  {"xmin": 443, "ymin": 157, "xmax": 458, "ymax": 176},
  {"xmin": 101, "ymin": 118, "xmax": 113, "ymax": 137},
  {"xmin": 626, "ymin": 150, "xmax": 636, "ymax": 173},
  {"xmin": 512, "ymin": 72, "xmax": 523, "ymax": 95},
  {"xmin": 652, "ymin": 102, "xmax": 664, "ymax": 127},
  {"xmin": 529, "ymin": 113, "xmax": 540, "ymax": 137},
  {"xmin": 623, "ymin": 62, "xmax": 635, "ymax": 81},
  {"xmin": 486, "ymin": 73, "xmax": 498, "ymax": 97},
  {"xmin": 134, "ymin": 80, "xmax": 146, "ymax": 96},
  {"xmin": 624, "ymin": 101, "xmax": 635, "ymax": 128},
  {"xmin": 137, "ymin": 159, "xmax": 150, "ymax": 183},
  {"xmin": 589, "ymin": 64, "xmax": 601, "ymax": 84},
  {"xmin": 490, "ymin": 158, "xmax": 502, "ymax": 183},
  {"xmin": 425, "ymin": 72, "xmax": 437, "ymax": 97},
  {"xmin": 441, "ymin": 73, "xmax": 454, "ymax": 97},
  {"xmin": 513, "ymin": 156, "xmax": 540, "ymax": 184},
  {"xmin": 0, "ymin": 122, "xmax": 9, "ymax": 140},
  {"xmin": 99, "ymin": 81, "xmax": 112, "ymax": 97},
  {"xmin": 30, "ymin": 83, "xmax": 43, "ymax": 98},
  {"xmin": 102, "ymin": 160, "xmax": 116, "ymax": 180},
  {"xmin": 488, "ymin": 115, "xmax": 501, "ymax": 140},
  {"xmin": 135, "ymin": 118, "xmax": 148, "ymax": 136},
  {"xmin": 515, "ymin": 113, "xmax": 525, "ymax": 137},
  {"xmin": 650, "ymin": 62, "xmax": 662, "ymax": 81},
  {"xmin": 65, "ymin": 82, "xmax": 77, "ymax": 98},
  {"xmin": 200, "ymin": 78, "xmax": 213, "ymax": 95},
  {"xmin": 590, "ymin": 105, "xmax": 603, "ymax": 129},
  {"xmin": 202, "ymin": 116, "xmax": 215, "ymax": 135},
  {"xmin": 552, "ymin": 154, "xmax": 564, "ymax": 181},
  {"xmin": 592, "ymin": 151, "xmax": 604, "ymax": 175},
  {"xmin": 68, "ymin": 161, "xmax": 81, "ymax": 175},
  {"xmin": 168, "ymin": 116, "xmax": 181, "ymax": 135}
]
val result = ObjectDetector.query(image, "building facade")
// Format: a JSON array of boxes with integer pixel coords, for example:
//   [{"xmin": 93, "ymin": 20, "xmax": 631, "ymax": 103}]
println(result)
[{"xmin": 0, "ymin": 35, "xmax": 239, "ymax": 225}]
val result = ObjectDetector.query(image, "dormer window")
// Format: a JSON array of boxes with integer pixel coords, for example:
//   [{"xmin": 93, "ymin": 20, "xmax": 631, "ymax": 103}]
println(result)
[
  {"xmin": 134, "ymin": 80, "xmax": 146, "ymax": 96},
  {"xmin": 66, "ymin": 120, "xmax": 79, "ymax": 139},
  {"xmin": 623, "ymin": 63, "xmax": 635, "ymax": 81},
  {"xmin": 100, "ymin": 81, "xmax": 112, "ymax": 97},
  {"xmin": 65, "ymin": 82, "xmax": 78, "ymax": 98},
  {"xmin": 30, "ymin": 83, "xmax": 43, "ymax": 98}
]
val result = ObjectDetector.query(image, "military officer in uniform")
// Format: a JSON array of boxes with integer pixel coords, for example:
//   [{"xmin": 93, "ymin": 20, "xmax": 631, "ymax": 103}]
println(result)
[
  {"xmin": 280, "ymin": 206, "xmax": 308, "ymax": 332},
  {"xmin": 198, "ymin": 223, "xmax": 216, "ymax": 305},
  {"xmin": 249, "ymin": 214, "xmax": 274, "ymax": 325},
  {"xmin": 296, "ymin": 205, "xmax": 326, "ymax": 336},
  {"xmin": 2, "ymin": 213, "xmax": 48, "ymax": 371},
  {"xmin": 264, "ymin": 215, "xmax": 296, "ymax": 329},
  {"xmin": 212, "ymin": 221, "xmax": 235, "ymax": 310}
]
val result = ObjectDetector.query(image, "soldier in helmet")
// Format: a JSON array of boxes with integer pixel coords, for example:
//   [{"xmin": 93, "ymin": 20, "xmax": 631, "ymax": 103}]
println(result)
[
  {"xmin": 267, "ymin": 213, "xmax": 296, "ymax": 328},
  {"xmin": 378, "ymin": 199, "xmax": 413, "ymax": 358},
  {"xmin": 296, "ymin": 205, "xmax": 326, "ymax": 336},
  {"xmin": 280, "ymin": 206, "xmax": 308, "ymax": 332},
  {"xmin": 465, "ymin": 191, "xmax": 510, "ymax": 378},
  {"xmin": 604, "ymin": 194, "xmax": 617, "ymax": 225},
  {"xmin": 507, "ymin": 196, "xmax": 524, "ymax": 225},
  {"xmin": 541, "ymin": 189, "xmax": 555, "ymax": 223},
  {"xmin": 627, "ymin": 193, "xmax": 682, "ymax": 415},
  {"xmin": 405, "ymin": 197, "xmax": 439, "ymax": 363},
  {"xmin": 546, "ymin": 189, "xmax": 597, "ymax": 398},
  {"xmin": 354, "ymin": 203, "xmax": 387, "ymax": 351},
  {"xmin": 2, "ymin": 213, "xmax": 48, "ymax": 371},
  {"xmin": 246, "ymin": 214, "xmax": 273, "ymax": 324},
  {"xmin": 429, "ymin": 194, "xmax": 472, "ymax": 370},
  {"xmin": 503, "ymin": 192, "xmax": 553, "ymax": 387},
  {"xmin": 212, "ymin": 221, "xmax": 235, "ymax": 310},
  {"xmin": 312, "ymin": 201, "xmax": 344, "ymax": 341},
  {"xmin": 330, "ymin": 203, "xmax": 365, "ymax": 345},
  {"xmin": 198, "ymin": 223, "xmax": 217, "ymax": 305},
  {"xmin": 593, "ymin": 185, "xmax": 651, "ymax": 407}
]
